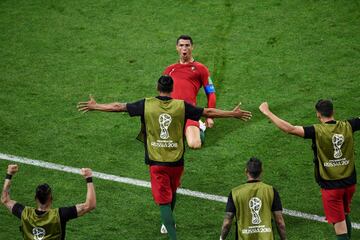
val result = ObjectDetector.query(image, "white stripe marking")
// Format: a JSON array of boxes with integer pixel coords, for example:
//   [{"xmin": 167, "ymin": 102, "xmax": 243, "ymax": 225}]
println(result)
[{"xmin": 1, "ymin": 153, "xmax": 359, "ymax": 229}]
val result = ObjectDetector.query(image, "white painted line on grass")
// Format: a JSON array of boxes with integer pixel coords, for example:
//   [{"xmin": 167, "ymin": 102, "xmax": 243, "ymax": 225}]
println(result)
[{"xmin": 1, "ymin": 152, "xmax": 359, "ymax": 229}]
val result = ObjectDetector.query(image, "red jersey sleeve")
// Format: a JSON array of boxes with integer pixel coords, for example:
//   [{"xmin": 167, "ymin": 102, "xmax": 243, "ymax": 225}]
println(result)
[
  {"xmin": 207, "ymin": 93, "xmax": 216, "ymax": 108},
  {"xmin": 199, "ymin": 65, "xmax": 216, "ymax": 108}
]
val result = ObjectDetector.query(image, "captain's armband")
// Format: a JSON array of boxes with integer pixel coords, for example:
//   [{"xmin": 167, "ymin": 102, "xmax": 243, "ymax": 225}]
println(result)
[{"xmin": 204, "ymin": 84, "xmax": 216, "ymax": 94}]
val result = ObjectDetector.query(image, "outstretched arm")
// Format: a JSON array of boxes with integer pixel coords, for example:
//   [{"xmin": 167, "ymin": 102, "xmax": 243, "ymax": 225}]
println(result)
[
  {"xmin": 75, "ymin": 168, "xmax": 96, "ymax": 217},
  {"xmin": 202, "ymin": 103, "xmax": 252, "ymax": 121},
  {"xmin": 259, "ymin": 102, "xmax": 304, "ymax": 137},
  {"xmin": 273, "ymin": 211, "xmax": 287, "ymax": 240},
  {"xmin": 1, "ymin": 165, "xmax": 18, "ymax": 212},
  {"xmin": 220, "ymin": 212, "xmax": 234, "ymax": 240},
  {"xmin": 77, "ymin": 96, "xmax": 127, "ymax": 113}
]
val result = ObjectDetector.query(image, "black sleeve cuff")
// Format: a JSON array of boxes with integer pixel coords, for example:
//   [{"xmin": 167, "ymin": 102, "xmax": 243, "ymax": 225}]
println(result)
[
  {"xmin": 225, "ymin": 192, "xmax": 236, "ymax": 213},
  {"xmin": 272, "ymin": 188, "xmax": 283, "ymax": 212},
  {"xmin": 12, "ymin": 203, "xmax": 25, "ymax": 219}
]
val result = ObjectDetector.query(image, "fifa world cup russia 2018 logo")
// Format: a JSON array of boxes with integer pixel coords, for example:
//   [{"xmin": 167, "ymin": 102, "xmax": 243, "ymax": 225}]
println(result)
[
  {"xmin": 249, "ymin": 197, "xmax": 262, "ymax": 225},
  {"xmin": 159, "ymin": 113, "xmax": 172, "ymax": 139},
  {"xmin": 332, "ymin": 134, "xmax": 344, "ymax": 159},
  {"xmin": 32, "ymin": 227, "xmax": 46, "ymax": 240}
]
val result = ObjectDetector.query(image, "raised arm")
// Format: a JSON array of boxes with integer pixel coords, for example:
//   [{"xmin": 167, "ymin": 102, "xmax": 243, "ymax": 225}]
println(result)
[
  {"xmin": 259, "ymin": 102, "xmax": 304, "ymax": 137},
  {"xmin": 220, "ymin": 212, "xmax": 234, "ymax": 240},
  {"xmin": 75, "ymin": 168, "xmax": 96, "ymax": 217},
  {"xmin": 202, "ymin": 103, "xmax": 252, "ymax": 121},
  {"xmin": 77, "ymin": 96, "xmax": 127, "ymax": 113},
  {"xmin": 273, "ymin": 211, "xmax": 287, "ymax": 240},
  {"xmin": 1, "ymin": 164, "xmax": 18, "ymax": 212}
]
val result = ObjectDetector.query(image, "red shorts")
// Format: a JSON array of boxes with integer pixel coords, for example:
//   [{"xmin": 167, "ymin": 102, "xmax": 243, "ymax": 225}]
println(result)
[
  {"xmin": 149, "ymin": 165, "xmax": 184, "ymax": 205},
  {"xmin": 185, "ymin": 119, "xmax": 199, "ymax": 129},
  {"xmin": 321, "ymin": 184, "xmax": 356, "ymax": 223}
]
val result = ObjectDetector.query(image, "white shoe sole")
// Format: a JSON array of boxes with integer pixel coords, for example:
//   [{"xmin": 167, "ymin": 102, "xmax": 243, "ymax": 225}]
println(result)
[
  {"xmin": 160, "ymin": 224, "xmax": 168, "ymax": 234},
  {"xmin": 160, "ymin": 224, "xmax": 176, "ymax": 234}
]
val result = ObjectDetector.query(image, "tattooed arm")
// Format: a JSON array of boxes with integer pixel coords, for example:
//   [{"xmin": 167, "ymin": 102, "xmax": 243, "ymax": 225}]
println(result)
[
  {"xmin": 1, "ymin": 165, "xmax": 18, "ymax": 212},
  {"xmin": 220, "ymin": 212, "xmax": 234, "ymax": 240},
  {"xmin": 273, "ymin": 211, "xmax": 287, "ymax": 240},
  {"xmin": 77, "ymin": 96, "xmax": 127, "ymax": 113},
  {"xmin": 75, "ymin": 168, "xmax": 96, "ymax": 217}
]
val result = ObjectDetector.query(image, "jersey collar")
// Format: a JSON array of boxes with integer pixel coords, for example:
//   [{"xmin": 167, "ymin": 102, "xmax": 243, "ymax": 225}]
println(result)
[
  {"xmin": 156, "ymin": 96, "xmax": 172, "ymax": 101},
  {"xmin": 246, "ymin": 179, "xmax": 261, "ymax": 183},
  {"xmin": 325, "ymin": 120, "xmax": 336, "ymax": 124}
]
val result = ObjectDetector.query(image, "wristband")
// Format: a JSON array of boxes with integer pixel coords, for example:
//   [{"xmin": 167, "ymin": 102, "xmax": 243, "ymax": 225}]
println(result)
[
  {"xmin": 86, "ymin": 177, "xmax": 93, "ymax": 183},
  {"xmin": 5, "ymin": 174, "xmax": 12, "ymax": 180}
]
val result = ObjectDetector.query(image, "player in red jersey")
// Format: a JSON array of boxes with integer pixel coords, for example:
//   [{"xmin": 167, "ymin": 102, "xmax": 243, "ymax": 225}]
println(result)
[{"xmin": 163, "ymin": 35, "xmax": 216, "ymax": 149}]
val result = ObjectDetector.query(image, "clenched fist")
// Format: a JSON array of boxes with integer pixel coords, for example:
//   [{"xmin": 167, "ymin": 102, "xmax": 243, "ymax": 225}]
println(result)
[
  {"xmin": 7, "ymin": 164, "xmax": 18, "ymax": 175},
  {"xmin": 80, "ymin": 168, "xmax": 93, "ymax": 178}
]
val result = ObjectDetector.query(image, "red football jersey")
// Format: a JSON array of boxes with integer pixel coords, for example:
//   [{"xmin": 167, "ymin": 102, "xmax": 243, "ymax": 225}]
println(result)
[{"xmin": 163, "ymin": 61, "xmax": 216, "ymax": 107}]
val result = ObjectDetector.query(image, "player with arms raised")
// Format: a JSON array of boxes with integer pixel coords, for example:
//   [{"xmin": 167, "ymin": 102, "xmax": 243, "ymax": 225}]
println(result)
[
  {"xmin": 1, "ymin": 164, "xmax": 96, "ymax": 240},
  {"xmin": 164, "ymin": 35, "xmax": 216, "ymax": 149}
]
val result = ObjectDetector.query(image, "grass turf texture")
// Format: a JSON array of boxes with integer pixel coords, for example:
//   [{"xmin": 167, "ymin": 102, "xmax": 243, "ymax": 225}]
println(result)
[{"xmin": 0, "ymin": 0, "xmax": 360, "ymax": 239}]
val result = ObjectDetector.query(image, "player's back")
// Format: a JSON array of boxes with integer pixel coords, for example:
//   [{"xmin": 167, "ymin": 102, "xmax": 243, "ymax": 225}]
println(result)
[{"xmin": 164, "ymin": 62, "xmax": 209, "ymax": 105}]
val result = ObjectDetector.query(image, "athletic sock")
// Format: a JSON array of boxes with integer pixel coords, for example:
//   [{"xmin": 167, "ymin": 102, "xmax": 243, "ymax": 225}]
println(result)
[
  {"xmin": 345, "ymin": 215, "xmax": 352, "ymax": 239},
  {"xmin": 171, "ymin": 192, "xmax": 177, "ymax": 225},
  {"xmin": 171, "ymin": 192, "xmax": 177, "ymax": 211},
  {"xmin": 336, "ymin": 234, "xmax": 349, "ymax": 240},
  {"xmin": 162, "ymin": 193, "xmax": 177, "ymax": 224},
  {"xmin": 160, "ymin": 204, "xmax": 177, "ymax": 240},
  {"xmin": 200, "ymin": 129, "xmax": 205, "ymax": 144}
]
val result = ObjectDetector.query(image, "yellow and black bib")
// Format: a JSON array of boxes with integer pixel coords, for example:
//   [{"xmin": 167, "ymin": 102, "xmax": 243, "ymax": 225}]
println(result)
[
  {"xmin": 21, "ymin": 207, "xmax": 62, "ymax": 240},
  {"xmin": 314, "ymin": 121, "xmax": 354, "ymax": 180},
  {"xmin": 144, "ymin": 97, "xmax": 185, "ymax": 163},
  {"xmin": 232, "ymin": 182, "xmax": 274, "ymax": 240}
]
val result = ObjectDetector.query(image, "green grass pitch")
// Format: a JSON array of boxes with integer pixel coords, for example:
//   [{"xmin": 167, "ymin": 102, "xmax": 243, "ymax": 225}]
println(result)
[{"xmin": 1, "ymin": 0, "xmax": 360, "ymax": 239}]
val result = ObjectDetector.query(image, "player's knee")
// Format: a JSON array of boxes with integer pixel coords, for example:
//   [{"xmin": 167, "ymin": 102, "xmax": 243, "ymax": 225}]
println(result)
[{"xmin": 187, "ymin": 139, "xmax": 202, "ymax": 149}]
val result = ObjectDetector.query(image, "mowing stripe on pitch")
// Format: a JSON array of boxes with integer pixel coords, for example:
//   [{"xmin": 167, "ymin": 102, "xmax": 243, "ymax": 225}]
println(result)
[{"xmin": 1, "ymin": 152, "xmax": 359, "ymax": 229}]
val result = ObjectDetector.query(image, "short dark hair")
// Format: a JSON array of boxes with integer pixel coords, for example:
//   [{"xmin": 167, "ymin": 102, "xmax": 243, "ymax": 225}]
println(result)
[
  {"xmin": 157, "ymin": 75, "xmax": 173, "ymax": 93},
  {"xmin": 315, "ymin": 99, "xmax": 333, "ymax": 117},
  {"xmin": 35, "ymin": 184, "xmax": 52, "ymax": 205},
  {"xmin": 246, "ymin": 157, "xmax": 262, "ymax": 179},
  {"xmin": 176, "ymin": 35, "xmax": 193, "ymax": 45}
]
